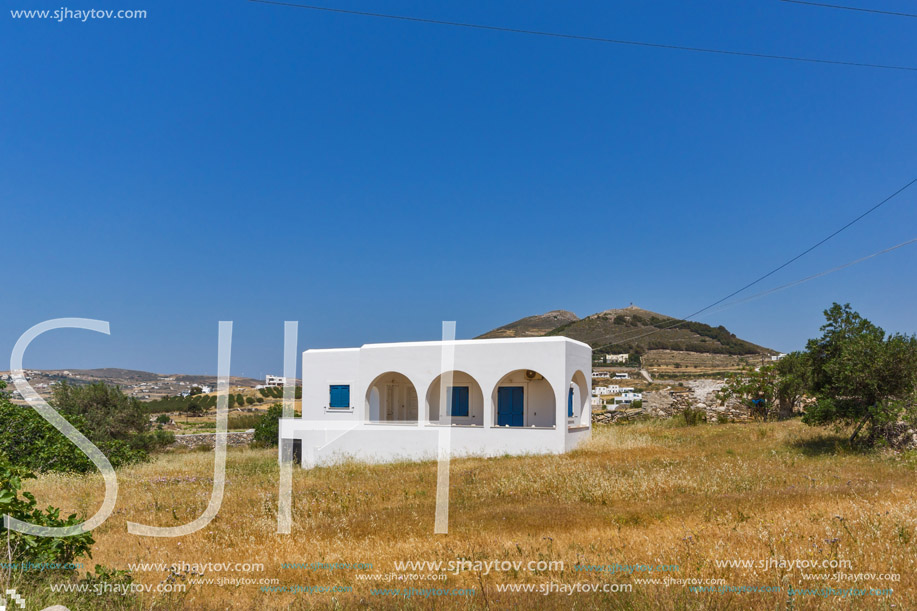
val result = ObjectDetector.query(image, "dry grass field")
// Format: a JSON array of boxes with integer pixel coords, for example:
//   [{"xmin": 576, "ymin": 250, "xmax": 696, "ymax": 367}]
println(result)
[{"xmin": 20, "ymin": 420, "xmax": 917, "ymax": 610}]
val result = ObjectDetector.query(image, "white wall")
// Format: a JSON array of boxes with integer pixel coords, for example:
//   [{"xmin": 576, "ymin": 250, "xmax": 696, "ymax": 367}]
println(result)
[
  {"xmin": 284, "ymin": 337, "xmax": 593, "ymax": 465},
  {"xmin": 301, "ymin": 348, "xmax": 360, "ymax": 421}
]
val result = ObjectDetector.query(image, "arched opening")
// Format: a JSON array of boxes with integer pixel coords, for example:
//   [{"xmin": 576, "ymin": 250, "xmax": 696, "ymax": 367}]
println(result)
[
  {"xmin": 491, "ymin": 369, "xmax": 556, "ymax": 428},
  {"xmin": 425, "ymin": 371, "xmax": 484, "ymax": 425},
  {"xmin": 366, "ymin": 372, "xmax": 418, "ymax": 422},
  {"xmin": 569, "ymin": 370, "xmax": 589, "ymax": 424}
]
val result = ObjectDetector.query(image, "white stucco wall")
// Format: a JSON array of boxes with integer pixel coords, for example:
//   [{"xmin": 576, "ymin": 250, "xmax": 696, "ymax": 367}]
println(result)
[{"xmin": 282, "ymin": 336, "xmax": 592, "ymax": 465}]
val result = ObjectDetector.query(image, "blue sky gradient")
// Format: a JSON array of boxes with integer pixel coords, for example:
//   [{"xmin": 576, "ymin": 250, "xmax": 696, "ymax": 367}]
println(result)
[{"xmin": 3, "ymin": 0, "xmax": 915, "ymax": 377}]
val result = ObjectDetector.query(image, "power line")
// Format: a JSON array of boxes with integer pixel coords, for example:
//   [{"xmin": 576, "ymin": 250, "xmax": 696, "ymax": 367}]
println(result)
[
  {"xmin": 594, "ymin": 178, "xmax": 917, "ymax": 348},
  {"xmin": 702, "ymin": 236, "xmax": 917, "ymax": 317},
  {"xmin": 779, "ymin": 0, "xmax": 917, "ymax": 19},
  {"xmin": 247, "ymin": 0, "xmax": 917, "ymax": 72}
]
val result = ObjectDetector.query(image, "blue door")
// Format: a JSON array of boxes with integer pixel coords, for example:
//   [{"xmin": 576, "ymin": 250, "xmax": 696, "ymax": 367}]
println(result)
[
  {"xmin": 497, "ymin": 386, "xmax": 524, "ymax": 427},
  {"xmin": 449, "ymin": 386, "xmax": 469, "ymax": 417},
  {"xmin": 568, "ymin": 388, "xmax": 574, "ymax": 418}
]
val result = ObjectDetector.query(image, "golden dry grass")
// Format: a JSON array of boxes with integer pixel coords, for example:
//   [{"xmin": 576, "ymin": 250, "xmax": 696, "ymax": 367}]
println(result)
[{"xmin": 22, "ymin": 420, "xmax": 917, "ymax": 610}]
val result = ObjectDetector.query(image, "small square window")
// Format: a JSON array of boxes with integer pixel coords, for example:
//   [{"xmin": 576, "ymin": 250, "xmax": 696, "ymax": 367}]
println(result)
[{"xmin": 329, "ymin": 385, "xmax": 350, "ymax": 409}]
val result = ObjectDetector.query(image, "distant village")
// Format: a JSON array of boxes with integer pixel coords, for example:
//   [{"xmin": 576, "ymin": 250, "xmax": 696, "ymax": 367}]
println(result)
[
  {"xmin": 0, "ymin": 369, "xmax": 289, "ymax": 404},
  {"xmin": 590, "ymin": 353, "xmax": 643, "ymax": 409}
]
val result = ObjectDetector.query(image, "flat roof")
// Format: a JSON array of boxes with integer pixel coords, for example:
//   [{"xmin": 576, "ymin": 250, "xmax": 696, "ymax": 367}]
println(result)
[{"xmin": 304, "ymin": 336, "xmax": 591, "ymax": 353}]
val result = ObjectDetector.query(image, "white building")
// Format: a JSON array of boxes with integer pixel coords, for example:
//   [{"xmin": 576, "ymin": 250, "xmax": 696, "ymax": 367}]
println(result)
[
  {"xmin": 592, "ymin": 384, "xmax": 620, "ymax": 396},
  {"xmin": 265, "ymin": 374, "xmax": 287, "ymax": 387},
  {"xmin": 279, "ymin": 337, "xmax": 592, "ymax": 467},
  {"xmin": 613, "ymin": 372, "xmax": 629, "ymax": 380},
  {"xmin": 591, "ymin": 371, "xmax": 610, "ymax": 379},
  {"xmin": 613, "ymin": 391, "xmax": 643, "ymax": 405},
  {"xmin": 604, "ymin": 353, "xmax": 629, "ymax": 364}
]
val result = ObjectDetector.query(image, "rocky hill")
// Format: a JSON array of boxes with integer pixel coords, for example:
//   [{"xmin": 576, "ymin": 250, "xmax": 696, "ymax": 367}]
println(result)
[
  {"xmin": 476, "ymin": 310, "xmax": 579, "ymax": 339},
  {"xmin": 477, "ymin": 305, "xmax": 773, "ymax": 356}
]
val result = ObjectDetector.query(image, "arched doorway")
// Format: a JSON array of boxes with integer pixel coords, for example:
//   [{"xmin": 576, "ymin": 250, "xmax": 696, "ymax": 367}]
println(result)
[
  {"xmin": 366, "ymin": 372, "xmax": 418, "ymax": 422},
  {"xmin": 491, "ymin": 369, "xmax": 556, "ymax": 428},
  {"xmin": 425, "ymin": 371, "xmax": 484, "ymax": 425},
  {"xmin": 569, "ymin": 370, "xmax": 589, "ymax": 423}
]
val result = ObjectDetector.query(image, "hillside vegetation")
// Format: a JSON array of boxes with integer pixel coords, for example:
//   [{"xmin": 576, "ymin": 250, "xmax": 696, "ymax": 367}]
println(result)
[
  {"xmin": 476, "ymin": 309, "xmax": 579, "ymax": 339},
  {"xmin": 479, "ymin": 305, "xmax": 772, "ymax": 356}
]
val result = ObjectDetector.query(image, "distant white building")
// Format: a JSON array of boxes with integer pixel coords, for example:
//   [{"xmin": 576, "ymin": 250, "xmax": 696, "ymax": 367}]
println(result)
[
  {"xmin": 279, "ymin": 337, "xmax": 593, "ymax": 466},
  {"xmin": 604, "ymin": 353, "xmax": 629, "ymax": 364},
  {"xmin": 770, "ymin": 353, "xmax": 787, "ymax": 361},
  {"xmin": 613, "ymin": 391, "xmax": 643, "ymax": 405},
  {"xmin": 265, "ymin": 374, "xmax": 287, "ymax": 387},
  {"xmin": 613, "ymin": 372, "xmax": 629, "ymax": 380},
  {"xmin": 592, "ymin": 385, "xmax": 620, "ymax": 396},
  {"xmin": 591, "ymin": 371, "xmax": 610, "ymax": 379}
]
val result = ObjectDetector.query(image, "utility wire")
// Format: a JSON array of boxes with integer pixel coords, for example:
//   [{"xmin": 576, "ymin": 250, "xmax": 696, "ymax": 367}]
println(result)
[
  {"xmin": 779, "ymin": 0, "xmax": 917, "ymax": 19},
  {"xmin": 247, "ymin": 0, "xmax": 917, "ymax": 72},
  {"xmin": 701, "ymin": 236, "xmax": 917, "ymax": 317},
  {"xmin": 594, "ymin": 178, "xmax": 917, "ymax": 348}
]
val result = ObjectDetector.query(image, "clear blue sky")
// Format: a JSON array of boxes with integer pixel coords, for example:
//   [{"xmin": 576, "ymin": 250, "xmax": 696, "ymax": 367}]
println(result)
[{"xmin": 3, "ymin": 0, "xmax": 915, "ymax": 377}]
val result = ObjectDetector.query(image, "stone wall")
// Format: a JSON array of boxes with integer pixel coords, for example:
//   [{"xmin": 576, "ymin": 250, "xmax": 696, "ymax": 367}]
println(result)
[
  {"xmin": 593, "ymin": 378, "xmax": 751, "ymax": 424},
  {"xmin": 172, "ymin": 431, "xmax": 254, "ymax": 449}
]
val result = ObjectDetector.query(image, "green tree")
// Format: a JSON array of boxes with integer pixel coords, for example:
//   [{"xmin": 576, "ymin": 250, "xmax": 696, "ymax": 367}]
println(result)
[
  {"xmin": 715, "ymin": 352, "xmax": 813, "ymax": 421},
  {"xmin": 253, "ymin": 404, "xmax": 283, "ymax": 446},
  {"xmin": 51, "ymin": 381, "xmax": 147, "ymax": 442},
  {"xmin": 0, "ymin": 382, "xmax": 146, "ymax": 473},
  {"xmin": 774, "ymin": 351, "xmax": 812, "ymax": 419},
  {"xmin": 716, "ymin": 365, "xmax": 777, "ymax": 420},
  {"xmin": 803, "ymin": 303, "xmax": 917, "ymax": 444}
]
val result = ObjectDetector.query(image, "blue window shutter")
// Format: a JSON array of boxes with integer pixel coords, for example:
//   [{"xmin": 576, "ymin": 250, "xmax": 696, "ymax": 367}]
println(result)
[
  {"xmin": 329, "ymin": 385, "xmax": 350, "ymax": 408},
  {"xmin": 568, "ymin": 388, "xmax": 574, "ymax": 418},
  {"xmin": 450, "ymin": 386, "xmax": 469, "ymax": 417}
]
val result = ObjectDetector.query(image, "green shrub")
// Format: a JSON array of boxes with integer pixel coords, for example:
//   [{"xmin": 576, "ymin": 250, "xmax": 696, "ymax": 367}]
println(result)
[
  {"xmin": 0, "ymin": 396, "xmax": 147, "ymax": 473},
  {"xmin": 227, "ymin": 414, "xmax": 261, "ymax": 430},
  {"xmin": 129, "ymin": 430, "xmax": 175, "ymax": 451},
  {"xmin": 680, "ymin": 408, "xmax": 707, "ymax": 426},
  {"xmin": 155, "ymin": 414, "xmax": 170, "ymax": 424},
  {"xmin": 253, "ymin": 404, "xmax": 283, "ymax": 446},
  {"xmin": 245, "ymin": 396, "xmax": 255, "ymax": 405},
  {"xmin": 51, "ymin": 381, "xmax": 147, "ymax": 442},
  {"xmin": 0, "ymin": 453, "xmax": 95, "ymax": 566}
]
